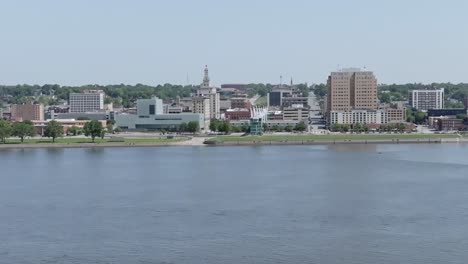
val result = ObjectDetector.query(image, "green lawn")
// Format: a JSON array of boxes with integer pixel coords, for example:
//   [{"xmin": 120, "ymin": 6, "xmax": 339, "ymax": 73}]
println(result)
[
  {"xmin": 254, "ymin": 96, "xmax": 267, "ymax": 106},
  {"xmin": 210, "ymin": 133, "xmax": 461, "ymax": 142},
  {"xmin": 1, "ymin": 137, "xmax": 186, "ymax": 145}
]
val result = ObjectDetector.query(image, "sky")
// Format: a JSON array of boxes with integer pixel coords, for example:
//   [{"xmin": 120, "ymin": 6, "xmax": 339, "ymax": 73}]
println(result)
[{"xmin": 0, "ymin": 0, "xmax": 467, "ymax": 86}]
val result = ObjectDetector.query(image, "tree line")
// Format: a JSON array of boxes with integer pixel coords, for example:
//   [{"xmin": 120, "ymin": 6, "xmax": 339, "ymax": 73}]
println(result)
[{"xmin": 0, "ymin": 119, "xmax": 109, "ymax": 143}]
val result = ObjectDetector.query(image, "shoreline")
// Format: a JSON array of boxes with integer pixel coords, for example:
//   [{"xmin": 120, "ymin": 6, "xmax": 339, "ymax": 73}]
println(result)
[
  {"xmin": 0, "ymin": 137, "xmax": 467, "ymax": 149},
  {"xmin": 204, "ymin": 138, "xmax": 468, "ymax": 147}
]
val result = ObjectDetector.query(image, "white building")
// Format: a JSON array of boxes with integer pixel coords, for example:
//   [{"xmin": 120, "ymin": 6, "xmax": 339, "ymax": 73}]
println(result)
[
  {"xmin": 69, "ymin": 90, "xmax": 105, "ymax": 113},
  {"xmin": 115, "ymin": 97, "xmax": 204, "ymax": 130},
  {"xmin": 192, "ymin": 97, "xmax": 211, "ymax": 130},
  {"xmin": 192, "ymin": 66, "xmax": 221, "ymax": 130},
  {"xmin": 195, "ymin": 66, "xmax": 220, "ymax": 120},
  {"xmin": 137, "ymin": 97, "xmax": 164, "ymax": 116},
  {"xmin": 330, "ymin": 110, "xmax": 386, "ymax": 125},
  {"xmin": 409, "ymin": 89, "xmax": 444, "ymax": 111}
]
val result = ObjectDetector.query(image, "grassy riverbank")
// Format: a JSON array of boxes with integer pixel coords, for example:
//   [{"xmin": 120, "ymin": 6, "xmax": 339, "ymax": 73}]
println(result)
[
  {"xmin": 0, "ymin": 137, "xmax": 187, "ymax": 145},
  {"xmin": 209, "ymin": 134, "xmax": 461, "ymax": 143}
]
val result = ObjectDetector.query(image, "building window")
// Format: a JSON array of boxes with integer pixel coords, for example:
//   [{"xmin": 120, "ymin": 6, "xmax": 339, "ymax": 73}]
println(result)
[{"xmin": 149, "ymin": 105, "xmax": 155, "ymax": 115}]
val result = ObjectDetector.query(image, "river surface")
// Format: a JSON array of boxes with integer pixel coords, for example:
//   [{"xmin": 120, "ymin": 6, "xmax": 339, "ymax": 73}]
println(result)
[{"xmin": 1, "ymin": 144, "xmax": 468, "ymax": 264}]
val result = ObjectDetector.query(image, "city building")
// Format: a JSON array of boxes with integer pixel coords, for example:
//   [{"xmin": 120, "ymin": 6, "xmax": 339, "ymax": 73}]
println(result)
[
  {"xmin": 192, "ymin": 97, "xmax": 211, "ymax": 129},
  {"xmin": 326, "ymin": 68, "xmax": 378, "ymax": 113},
  {"xmin": 163, "ymin": 105, "xmax": 183, "ymax": 114},
  {"xmin": 55, "ymin": 112, "xmax": 110, "ymax": 121},
  {"xmin": 220, "ymin": 84, "xmax": 249, "ymax": 92},
  {"xmin": 32, "ymin": 119, "xmax": 107, "ymax": 135},
  {"xmin": 69, "ymin": 90, "xmax": 105, "ymax": 113},
  {"xmin": 11, "ymin": 102, "xmax": 44, "ymax": 121},
  {"xmin": 464, "ymin": 96, "xmax": 468, "ymax": 109},
  {"xmin": 283, "ymin": 106, "xmax": 310, "ymax": 121},
  {"xmin": 385, "ymin": 108, "xmax": 407, "ymax": 123},
  {"xmin": 193, "ymin": 66, "xmax": 221, "ymax": 120},
  {"xmin": 427, "ymin": 108, "xmax": 467, "ymax": 117},
  {"xmin": 219, "ymin": 99, "xmax": 231, "ymax": 113},
  {"xmin": 329, "ymin": 108, "xmax": 406, "ymax": 125},
  {"xmin": 267, "ymin": 111, "xmax": 283, "ymax": 120},
  {"xmin": 265, "ymin": 120, "xmax": 302, "ymax": 129},
  {"xmin": 433, "ymin": 117, "xmax": 465, "ymax": 131},
  {"xmin": 225, "ymin": 109, "xmax": 251, "ymax": 121},
  {"xmin": 115, "ymin": 97, "xmax": 204, "ymax": 130},
  {"xmin": 409, "ymin": 89, "xmax": 444, "ymax": 111},
  {"xmin": 230, "ymin": 98, "xmax": 251, "ymax": 109}
]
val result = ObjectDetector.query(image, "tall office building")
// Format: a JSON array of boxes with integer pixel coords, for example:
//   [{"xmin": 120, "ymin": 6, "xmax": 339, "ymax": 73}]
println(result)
[
  {"xmin": 326, "ymin": 68, "xmax": 378, "ymax": 113},
  {"xmin": 408, "ymin": 89, "xmax": 445, "ymax": 111},
  {"xmin": 192, "ymin": 97, "xmax": 211, "ymax": 129},
  {"xmin": 11, "ymin": 102, "xmax": 44, "ymax": 121},
  {"xmin": 193, "ymin": 66, "xmax": 220, "ymax": 120},
  {"xmin": 69, "ymin": 90, "xmax": 105, "ymax": 113}
]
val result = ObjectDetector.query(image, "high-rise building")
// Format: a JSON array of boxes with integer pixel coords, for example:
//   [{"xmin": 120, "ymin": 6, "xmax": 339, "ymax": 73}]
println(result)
[
  {"xmin": 192, "ymin": 97, "xmax": 211, "ymax": 129},
  {"xmin": 463, "ymin": 96, "xmax": 468, "ymax": 109},
  {"xmin": 193, "ymin": 66, "xmax": 220, "ymax": 120},
  {"xmin": 69, "ymin": 90, "xmax": 105, "ymax": 113},
  {"xmin": 11, "ymin": 102, "xmax": 44, "ymax": 121},
  {"xmin": 326, "ymin": 68, "xmax": 378, "ymax": 113},
  {"xmin": 409, "ymin": 89, "xmax": 444, "ymax": 111}
]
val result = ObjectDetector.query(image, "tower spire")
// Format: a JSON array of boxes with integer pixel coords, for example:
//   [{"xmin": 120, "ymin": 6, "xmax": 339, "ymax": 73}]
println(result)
[{"xmin": 202, "ymin": 65, "xmax": 210, "ymax": 88}]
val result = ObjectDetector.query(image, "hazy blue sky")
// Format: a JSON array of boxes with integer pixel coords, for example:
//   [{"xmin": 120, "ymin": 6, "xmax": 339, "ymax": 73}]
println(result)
[{"xmin": 1, "ymin": 0, "xmax": 467, "ymax": 86}]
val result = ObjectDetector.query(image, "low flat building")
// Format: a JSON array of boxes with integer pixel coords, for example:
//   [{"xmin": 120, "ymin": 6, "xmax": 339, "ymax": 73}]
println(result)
[
  {"xmin": 265, "ymin": 120, "xmax": 301, "ymax": 129},
  {"xmin": 32, "ymin": 119, "xmax": 107, "ymax": 135},
  {"xmin": 55, "ymin": 112, "xmax": 110, "ymax": 121},
  {"xmin": 434, "ymin": 117, "xmax": 465, "ymax": 131},
  {"xmin": 330, "ymin": 110, "xmax": 386, "ymax": 125},
  {"xmin": 428, "ymin": 108, "xmax": 467, "ymax": 117},
  {"xmin": 329, "ymin": 109, "xmax": 406, "ymax": 125},
  {"xmin": 115, "ymin": 97, "xmax": 204, "ymax": 131}
]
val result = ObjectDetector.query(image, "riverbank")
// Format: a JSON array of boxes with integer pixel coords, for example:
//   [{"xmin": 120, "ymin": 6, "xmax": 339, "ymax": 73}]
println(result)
[
  {"xmin": 204, "ymin": 134, "xmax": 467, "ymax": 146},
  {"xmin": 0, "ymin": 137, "xmax": 190, "ymax": 149},
  {"xmin": 1, "ymin": 134, "xmax": 466, "ymax": 149}
]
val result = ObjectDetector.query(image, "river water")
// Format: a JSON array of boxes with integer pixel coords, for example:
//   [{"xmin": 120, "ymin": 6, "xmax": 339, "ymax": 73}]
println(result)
[{"xmin": 1, "ymin": 144, "xmax": 468, "ymax": 263}]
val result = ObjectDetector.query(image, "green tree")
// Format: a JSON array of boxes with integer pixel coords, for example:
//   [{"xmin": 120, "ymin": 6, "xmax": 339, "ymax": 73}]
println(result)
[
  {"xmin": 379, "ymin": 93, "xmax": 392, "ymax": 104},
  {"xmin": 294, "ymin": 121, "xmax": 307, "ymax": 132},
  {"xmin": 179, "ymin": 122, "xmax": 188, "ymax": 132},
  {"xmin": 12, "ymin": 121, "xmax": 36, "ymax": 143},
  {"xmin": 83, "ymin": 120, "xmax": 103, "ymax": 142},
  {"xmin": 0, "ymin": 119, "xmax": 12, "ymax": 143},
  {"xmin": 44, "ymin": 120, "xmax": 63, "ymax": 142},
  {"xmin": 284, "ymin": 125, "xmax": 293, "ymax": 132},
  {"xmin": 68, "ymin": 125, "xmax": 81, "ymax": 136},
  {"xmin": 106, "ymin": 123, "xmax": 114, "ymax": 134},
  {"xmin": 209, "ymin": 119, "xmax": 220, "ymax": 132},
  {"xmin": 187, "ymin": 121, "xmax": 200, "ymax": 133},
  {"xmin": 415, "ymin": 111, "xmax": 427, "ymax": 124},
  {"xmin": 220, "ymin": 121, "xmax": 232, "ymax": 134}
]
